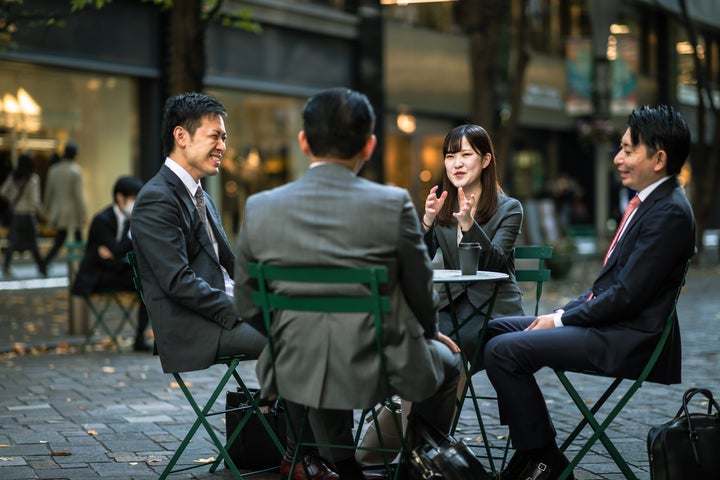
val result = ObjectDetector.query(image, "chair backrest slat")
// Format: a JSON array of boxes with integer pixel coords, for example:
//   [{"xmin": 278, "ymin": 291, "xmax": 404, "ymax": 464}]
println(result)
[
  {"xmin": 248, "ymin": 263, "xmax": 392, "ymax": 397},
  {"xmin": 514, "ymin": 245, "xmax": 553, "ymax": 316}
]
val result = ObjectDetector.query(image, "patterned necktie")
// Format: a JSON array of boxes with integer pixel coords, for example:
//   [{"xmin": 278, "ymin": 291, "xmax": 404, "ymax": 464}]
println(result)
[
  {"xmin": 194, "ymin": 187, "xmax": 213, "ymax": 239},
  {"xmin": 603, "ymin": 195, "xmax": 641, "ymax": 267}
]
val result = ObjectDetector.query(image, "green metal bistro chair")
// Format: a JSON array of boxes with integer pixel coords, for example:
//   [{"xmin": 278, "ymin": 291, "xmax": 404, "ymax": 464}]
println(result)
[
  {"xmin": 553, "ymin": 259, "xmax": 691, "ymax": 480},
  {"xmin": 514, "ymin": 245, "xmax": 553, "ymax": 316},
  {"xmin": 127, "ymin": 252, "xmax": 284, "ymax": 479},
  {"xmin": 248, "ymin": 263, "xmax": 405, "ymax": 480},
  {"xmin": 65, "ymin": 241, "xmax": 138, "ymax": 349},
  {"xmin": 451, "ymin": 245, "xmax": 553, "ymax": 474}
]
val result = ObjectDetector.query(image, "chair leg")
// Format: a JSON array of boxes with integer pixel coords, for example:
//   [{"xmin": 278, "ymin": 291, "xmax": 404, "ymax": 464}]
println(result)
[
  {"xmin": 555, "ymin": 372, "xmax": 641, "ymax": 480},
  {"xmin": 109, "ymin": 293, "xmax": 138, "ymax": 342},
  {"xmin": 160, "ymin": 358, "xmax": 246, "ymax": 480},
  {"xmin": 84, "ymin": 295, "xmax": 116, "ymax": 348}
]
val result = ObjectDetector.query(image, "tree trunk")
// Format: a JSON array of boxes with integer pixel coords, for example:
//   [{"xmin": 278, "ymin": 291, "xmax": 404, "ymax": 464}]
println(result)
[
  {"xmin": 165, "ymin": 0, "xmax": 205, "ymax": 95},
  {"xmin": 677, "ymin": 0, "xmax": 720, "ymax": 255},
  {"xmin": 459, "ymin": 0, "xmax": 508, "ymax": 129},
  {"xmin": 459, "ymin": 0, "xmax": 526, "ymax": 185},
  {"xmin": 495, "ymin": 0, "xmax": 529, "ymax": 185}
]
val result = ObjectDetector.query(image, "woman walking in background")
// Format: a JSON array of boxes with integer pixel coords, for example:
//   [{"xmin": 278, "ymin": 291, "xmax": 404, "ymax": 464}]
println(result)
[{"xmin": 1, "ymin": 153, "xmax": 47, "ymax": 277}]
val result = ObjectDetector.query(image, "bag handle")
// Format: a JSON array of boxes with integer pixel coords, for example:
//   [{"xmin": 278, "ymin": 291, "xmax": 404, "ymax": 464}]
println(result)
[{"xmin": 676, "ymin": 388, "xmax": 720, "ymax": 464}]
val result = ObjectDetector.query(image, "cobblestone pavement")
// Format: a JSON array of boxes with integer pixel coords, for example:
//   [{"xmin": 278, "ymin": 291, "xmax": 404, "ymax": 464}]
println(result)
[{"xmin": 1, "ymin": 253, "xmax": 719, "ymax": 479}]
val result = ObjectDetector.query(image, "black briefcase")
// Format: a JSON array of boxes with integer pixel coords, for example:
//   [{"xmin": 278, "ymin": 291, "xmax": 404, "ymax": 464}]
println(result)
[
  {"xmin": 225, "ymin": 388, "xmax": 287, "ymax": 469},
  {"xmin": 647, "ymin": 387, "xmax": 720, "ymax": 480}
]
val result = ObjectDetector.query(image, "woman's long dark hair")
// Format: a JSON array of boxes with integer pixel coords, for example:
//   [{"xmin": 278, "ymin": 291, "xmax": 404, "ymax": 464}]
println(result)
[
  {"xmin": 437, "ymin": 124, "xmax": 502, "ymax": 227},
  {"xmin": 12, "ymin": 153, "xmax": 34, "ymax": 183}
]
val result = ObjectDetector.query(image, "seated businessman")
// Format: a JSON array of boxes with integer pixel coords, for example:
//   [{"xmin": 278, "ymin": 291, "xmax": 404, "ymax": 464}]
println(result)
[
  {"xmin": 71, "ymin": 175, "xmax": 151, "ymax": 351},
  {"xmin": 483, "ymin": 105, "xmax": 695, "ymax": 480},
  {"xmin": 130, "ymin": 92, "xmax": 267, "ymax": 373},
  {"xmin": 233, "ymin": 87, "xmax": 462, "ymax": 480}
]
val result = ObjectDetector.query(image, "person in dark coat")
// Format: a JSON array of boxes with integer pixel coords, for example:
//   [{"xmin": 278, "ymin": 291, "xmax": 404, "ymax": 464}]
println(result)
[{"xmin": 71, "ymin": 176, "xmax": 151, "ymax": 351}]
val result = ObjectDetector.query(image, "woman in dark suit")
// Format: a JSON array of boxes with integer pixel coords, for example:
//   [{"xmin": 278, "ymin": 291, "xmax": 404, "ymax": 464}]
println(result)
[{"xmin": 421, "ymin": 124, "xmax": 524, "ymax": 373}]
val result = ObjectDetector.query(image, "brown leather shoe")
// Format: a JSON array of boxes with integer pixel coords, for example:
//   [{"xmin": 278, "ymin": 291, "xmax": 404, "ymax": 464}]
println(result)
[{"xmin": 280, "ymin": 452, "xmax": 340, "ymax": 480}]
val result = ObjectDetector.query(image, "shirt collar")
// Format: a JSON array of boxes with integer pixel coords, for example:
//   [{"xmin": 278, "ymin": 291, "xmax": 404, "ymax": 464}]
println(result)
[
  {"xmin": 164, "ymin": 157, "xmax": 202, "ymax": 198},
  {"xmin": 637, "ymin": 175, "xmax": 670, "ymax": 202}
]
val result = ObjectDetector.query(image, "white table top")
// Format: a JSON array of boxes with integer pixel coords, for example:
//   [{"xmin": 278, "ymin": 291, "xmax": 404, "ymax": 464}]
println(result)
[{"xmin": 432, "ymin": 269, "xmax": 509, "ymax": 283}]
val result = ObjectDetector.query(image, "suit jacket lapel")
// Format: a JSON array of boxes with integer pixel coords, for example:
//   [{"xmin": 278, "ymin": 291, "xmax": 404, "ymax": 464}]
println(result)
[
  {"xmin": 602, "ymin": 177, "xmax": 678, "ymax": 271},
  {"xmin": 162, "ymin": 166, "xmax": 223, "ymax": 265}
]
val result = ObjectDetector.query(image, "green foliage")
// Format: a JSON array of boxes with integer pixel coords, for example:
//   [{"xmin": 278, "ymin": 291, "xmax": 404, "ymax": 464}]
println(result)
[{"xmin": 68, "ymin": 0, "xmax": 261, "ymax": 32}]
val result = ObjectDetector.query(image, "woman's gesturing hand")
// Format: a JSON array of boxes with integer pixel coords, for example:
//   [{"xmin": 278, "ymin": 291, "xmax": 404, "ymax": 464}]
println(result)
[{"xmin": 423, "ymin": 185, "xmax": 447, "ymax": 229}]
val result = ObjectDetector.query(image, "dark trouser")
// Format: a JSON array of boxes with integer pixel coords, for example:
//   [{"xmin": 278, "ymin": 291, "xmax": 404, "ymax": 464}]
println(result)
[
  {"xmin": 483, "ymin": 316, "xmax": 594, "ymax": 450},
  {"xmin": 44, "ymin": 228, "xmax": 82, "ymax": 266}
]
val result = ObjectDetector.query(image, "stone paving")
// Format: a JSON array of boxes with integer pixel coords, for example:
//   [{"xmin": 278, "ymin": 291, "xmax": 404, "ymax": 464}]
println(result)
[{"xmin": 1, "ymin": 252, "xmax": 719, "ymax": 479}]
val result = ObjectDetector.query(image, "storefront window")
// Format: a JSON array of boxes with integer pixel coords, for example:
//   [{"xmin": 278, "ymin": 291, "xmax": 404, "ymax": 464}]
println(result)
[
  {"xmin": 208, "ymin": 89, "xmax": 305, "ymax": 238},
  {"xmin": 0, "ymin": 60, "xmax": 137, "ymax": 226}
]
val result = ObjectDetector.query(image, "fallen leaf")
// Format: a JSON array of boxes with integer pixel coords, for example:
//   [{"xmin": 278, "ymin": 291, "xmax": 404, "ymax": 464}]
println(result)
[
  {"xmin": 0, "ymin": 444, "xmax": 10, "ymax": 448},
  {"xmin": 12, "ymin": 344, "xmax": 25, "ymax": 356},
  {"xmin": 147, "ymin": 457, "xmax": 162, "ymax": 464},
  {"xmin": 170, "ymin": 381, "xmax": 189, "ymax": 388},
  {"xmin": 193, "ymin": 457, "xmax": 215, "ymax": 464},
  {"xmin": 87, "ymin": 430, "xmax": 98, "ymax": 436},
  {"xmin": 51, "ymin": 451, "xmax": 73, "ymax": 456}
]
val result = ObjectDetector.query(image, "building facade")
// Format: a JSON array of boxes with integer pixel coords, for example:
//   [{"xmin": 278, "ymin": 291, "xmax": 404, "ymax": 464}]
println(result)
[{"xmin": 1, "ymin": 0, "xmax": 718, "ymax": 243}]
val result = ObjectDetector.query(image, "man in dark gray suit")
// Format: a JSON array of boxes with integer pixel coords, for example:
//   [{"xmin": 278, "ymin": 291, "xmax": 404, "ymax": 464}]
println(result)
[
  {"xmin": 234, "ymin": 88, "xmax": 462, "ymax": 480},
  {"xmin": 130, "ymin": 92, "xmax": 266, "ymax": 373}
]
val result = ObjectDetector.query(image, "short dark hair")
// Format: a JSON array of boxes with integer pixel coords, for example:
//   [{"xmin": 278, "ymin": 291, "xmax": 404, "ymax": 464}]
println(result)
[
  {"xmin": 161, "ymin": 92, "xmax": 227, "ymax": 157},
  {"xmin": 113, "ymin": 176, "xmax": 143, "ymax": 201},
  {"xmin": 302, "ymin": 87, "xmax": 375, "ymax": 160},
  {"xmin": 627, "ymin": 105, "xmax": 690, "ymax": 176},
  {"xmin": 64, "ymin": 140, "xmax": 79, "ymax": 160}
]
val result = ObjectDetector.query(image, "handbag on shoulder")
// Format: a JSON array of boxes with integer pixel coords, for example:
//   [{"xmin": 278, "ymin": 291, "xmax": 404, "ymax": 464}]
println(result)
[
  {"xmin": 405, "ymin": 414, "xmax": 491, "ymax": 480},
  {"xmin": 647, "ymin": 387, "xmax": 720, "ymax": 480}
]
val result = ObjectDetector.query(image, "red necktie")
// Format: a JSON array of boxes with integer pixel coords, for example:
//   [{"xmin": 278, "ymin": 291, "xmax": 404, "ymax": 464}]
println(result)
[
  {"xmin": 588, "ymin": 195, "xmax": 641, "ymax": 301},
  {"xmin": 603, "ymin": 195, "xmax": 641, "ymax": 267}
]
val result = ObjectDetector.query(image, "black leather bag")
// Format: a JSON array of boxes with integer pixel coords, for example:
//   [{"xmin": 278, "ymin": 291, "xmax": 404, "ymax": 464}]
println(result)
[
  {"xmin": 406, "ymin": 415, "xmax": 491, "ymax": 480},
  {"xmin": 647, "ymin": 387, "xmax": 720, "ymax": 480},
  {"xmin": 225, "ymin": 388, "xmax": 287, "ymax": 469}
]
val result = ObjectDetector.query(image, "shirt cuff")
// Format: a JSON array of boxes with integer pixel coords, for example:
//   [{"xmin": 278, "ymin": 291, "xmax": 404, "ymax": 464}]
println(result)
[{"xmin": 553, "ymin": 309, "xmax": 565, "ymax": 327}]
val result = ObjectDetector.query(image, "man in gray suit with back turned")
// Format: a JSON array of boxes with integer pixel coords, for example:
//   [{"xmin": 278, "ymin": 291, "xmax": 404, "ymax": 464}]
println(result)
[
  {"xmin": 234, "ymin": 87, "xmax": 462, "ymax": 480},
  {"xmin": 130, "ymin": 92, "xmax": 266, "ymax": 373}
]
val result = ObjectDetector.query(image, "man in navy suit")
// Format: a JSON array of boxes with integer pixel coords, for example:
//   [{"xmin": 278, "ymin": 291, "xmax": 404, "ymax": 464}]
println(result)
[
  {"xmin": 71, "ymin": 176, "xmax": 150, "ymax": 351},
  {"xmin": 484, "ymin": 105, "xmax": 695, "ymax": 480}
]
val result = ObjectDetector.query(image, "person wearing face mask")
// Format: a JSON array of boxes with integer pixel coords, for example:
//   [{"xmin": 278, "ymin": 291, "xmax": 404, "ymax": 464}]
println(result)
[
  {"xmin": 422, "ymin": 124, "xmax": 524, "ymax": 374},
  {"xmin": 71, "ymin": 175, "xmax": 151, "ymax": 351}
]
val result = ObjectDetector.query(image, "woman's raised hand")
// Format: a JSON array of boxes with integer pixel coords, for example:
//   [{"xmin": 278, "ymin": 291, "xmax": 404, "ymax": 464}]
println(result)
[
  {"xmin": 423, "ymin": 185, "xmax": 447, "ymax": 229},
  {"xmin": 453, "ymin": 186, "xmax": 476, "ymax": 231}
]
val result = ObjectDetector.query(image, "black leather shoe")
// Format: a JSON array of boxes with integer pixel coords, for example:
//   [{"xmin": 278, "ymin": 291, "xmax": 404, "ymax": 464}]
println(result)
[
  {"xmin": 133, "ymin": 341, "xmax": 152, "ymax": 352},
  {"xmin": 499, "ymin": 450, "xmax": 531, "ymax": 479},
  {"xmin": 280, "ymin": 452, "xmax": 340, "ymax": 480},
  {"xmin": 516, "ymin": 458, "xmax": 575, "ymax": 480},
  {"xmin": 361, "ymin": 470, "xmax": 388, "ymax": 479}
]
